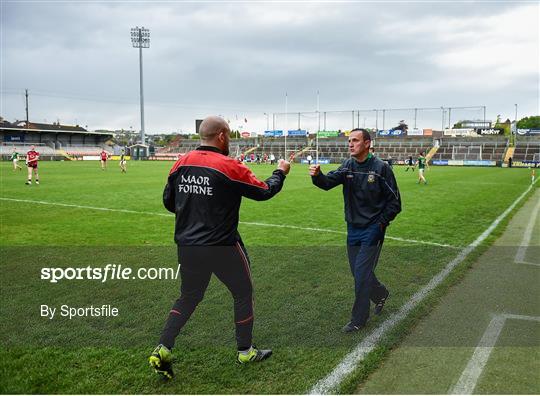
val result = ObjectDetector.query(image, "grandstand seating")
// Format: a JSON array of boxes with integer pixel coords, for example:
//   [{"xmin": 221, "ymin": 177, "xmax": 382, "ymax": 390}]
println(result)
[
  {"xmin": 370, "ymin": 137, "xmax": 432, "ymax": 163},
  {"xmin": 308, "ymin": 137, "xmax": 433, "ymax": 163},
  {"xmin": 244, "ymin": 137, "xmax": 308, "ymax": 160},
  {"xmin": 0, "ymin": 142, "xmax": 56, "ymax": 155},
  {"xmin": 157, "ymin": 137, "xmax": 310, "ymax": 162},
  {"xmin": 157, "ymin": 138, "xmax": 199, "ymax": 154},
  {"xmin": 1, "ymin": 142, "xmax": 113, "ymax": 159},
  {"xmin": 1, "ymin": 121, "xmax": 115, "ymax": 160},
  {"xmin": 513, "ymin": 137, "xmax": 540, "ymax": 162},
  {"xmin": 156, "ymin": 136, "xmax": 441, "ymax": 164},
  {"xmin": 432, "ymin": 137, "xmax": 507, "ymax": 161},
  {"xmin": 63, "ymin": 145, "xmax": 112, "ymax": 156}
]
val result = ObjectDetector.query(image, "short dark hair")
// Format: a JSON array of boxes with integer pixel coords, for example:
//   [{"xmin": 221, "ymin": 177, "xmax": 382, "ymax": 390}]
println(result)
[{"xmin": 350, "ymin": 128, "xmax": 371, "ymax": 141}]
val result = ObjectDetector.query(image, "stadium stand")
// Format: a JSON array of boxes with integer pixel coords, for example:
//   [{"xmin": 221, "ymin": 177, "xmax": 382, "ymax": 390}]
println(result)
[
  {"xmin": 156, "ymin": 136, "xmax": 310, "ymax": 162},
  {"xmin": 157, "ymin": 137, "xmax": 199, "ymax": 154},
  {"xmin": 248, "ymin": 137, "xmax": 308, "ymax": 160},
  {"xmin": 3, "ymin": 116, "xmax": 536, "ymax": 167},
  {"xmin": 433, "ymin": 136, "xmax": 508, "ymax": 162},
  {"xmin": 0, "ymin": 142, "xmax": 55, "ymax": 155},
  {"xmin": 0, "ymin": 119, "xmax": 113, "ymax": 160},
  {"xmin": 371, "ymin": 137, "xmax": 433, "ymax": 164},
  {"xmin": 513, "ymin": 137, "xmax": 540, "ymax": 162},
  {"xmin": 62, "ymin": 146, "xmax": 111, "ymax": 156},
  {"xmin": 308, "ymin": 136, "xmax": 433, "ymax": 164}
]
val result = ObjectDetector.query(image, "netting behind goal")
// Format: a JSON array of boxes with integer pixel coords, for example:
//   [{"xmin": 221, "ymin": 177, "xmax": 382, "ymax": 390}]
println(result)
[{"xmin": 271, "ymin": 106, "xmax": 486, "ymax": 133}]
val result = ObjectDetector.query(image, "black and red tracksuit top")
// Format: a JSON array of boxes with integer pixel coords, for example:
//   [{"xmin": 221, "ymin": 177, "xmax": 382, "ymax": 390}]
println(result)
[{"xmin": 163, "ymin": 146, "xmax": 286, "ymax": 246}]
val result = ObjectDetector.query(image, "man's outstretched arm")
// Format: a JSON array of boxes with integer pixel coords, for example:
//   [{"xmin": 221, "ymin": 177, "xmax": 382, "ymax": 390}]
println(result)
[
  {"xmin": 310, "ymin": 164, "xmax": 345, "ymax": 190},
  {"xmin": 234, "ymin": 159, "xmax": 290, "ymax": 201}
]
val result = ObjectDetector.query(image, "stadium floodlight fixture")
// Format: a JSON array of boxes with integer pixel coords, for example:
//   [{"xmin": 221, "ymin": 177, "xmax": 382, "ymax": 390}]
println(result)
[
  {"xmin": 131, "ymin": 27, "xmax": 150, "ymax": 48},
  {"xmin": 131, "ymin": 26, "xmax": 150, "ymax": 148}
]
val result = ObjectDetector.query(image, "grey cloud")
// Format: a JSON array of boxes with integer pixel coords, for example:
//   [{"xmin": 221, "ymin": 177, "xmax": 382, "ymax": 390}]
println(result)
[{"xmin": 1, "ymin": 1, "xmax": 537, "ymax": 133}]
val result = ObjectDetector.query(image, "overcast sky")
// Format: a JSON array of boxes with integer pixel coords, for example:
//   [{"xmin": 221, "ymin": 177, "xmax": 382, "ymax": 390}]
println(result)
[{"xmin": 1, "ymin": 1, "xmax": 538, "ymax": 134}]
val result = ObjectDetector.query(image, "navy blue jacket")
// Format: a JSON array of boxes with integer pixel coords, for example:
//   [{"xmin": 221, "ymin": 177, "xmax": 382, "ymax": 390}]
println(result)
[{"xmin": 312, "ymin": 155, "xmax": 401, "ymax": 227}]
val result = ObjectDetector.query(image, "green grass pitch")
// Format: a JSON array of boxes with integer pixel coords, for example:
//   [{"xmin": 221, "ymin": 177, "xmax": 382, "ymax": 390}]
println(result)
[{"xmin": 0, "ymin": 160, "xmax": 536, "ymax": 393}]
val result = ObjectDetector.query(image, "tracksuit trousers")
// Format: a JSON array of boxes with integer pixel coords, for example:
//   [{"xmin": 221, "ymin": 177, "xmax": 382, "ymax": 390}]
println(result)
[
  {"xmin": 346, "ymin": 222, "xmax": 388, "ymax": 326},
  {"xmin": 159, "ymin": 242, "xmax": 254, "ymax": 350}
]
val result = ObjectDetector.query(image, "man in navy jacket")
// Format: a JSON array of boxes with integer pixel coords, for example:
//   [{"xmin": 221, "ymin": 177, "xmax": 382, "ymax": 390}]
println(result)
[{"xmin": 310, "ymin": 128, "xmax": 401, "ymax": 333}]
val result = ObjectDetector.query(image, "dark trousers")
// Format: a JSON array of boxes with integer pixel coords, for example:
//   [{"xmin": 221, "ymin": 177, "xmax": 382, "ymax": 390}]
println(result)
[
  {"xmin": 159, "ymin": 242, "xmax": 254, "ymax": 350},
  {"xmin": 346, "ymin": 222, "xmax": 388, "ymax": 326}
]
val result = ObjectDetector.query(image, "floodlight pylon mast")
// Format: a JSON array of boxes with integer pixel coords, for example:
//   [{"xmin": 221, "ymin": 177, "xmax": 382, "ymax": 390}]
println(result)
[
  {"xmin": 316, "ymin": 90, "xmax": 320, "ymax": 164},
  {"xmin": 131, "ymin": 26, "xmax": 150, "ymax": 145},
  {"xmin": 514, "ymin": 103, "xmax": 518, "ymax": 145},
  {"xmin": 285, "ymin": 92, "xmax": 288, "ymax": 159},
  {"xmin": 25, "ymin": 89, "xmax": 29, "ymax": 127}
]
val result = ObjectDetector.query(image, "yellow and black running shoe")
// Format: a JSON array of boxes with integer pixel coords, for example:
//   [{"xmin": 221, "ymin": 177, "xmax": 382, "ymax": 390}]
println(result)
[
  {"xmin": 237, "ymin": 345, "xmax": 272, "ymax": 364},
  {"xmin": 148, "ymin": 344, "xmax": 174, "ymax": 379}
]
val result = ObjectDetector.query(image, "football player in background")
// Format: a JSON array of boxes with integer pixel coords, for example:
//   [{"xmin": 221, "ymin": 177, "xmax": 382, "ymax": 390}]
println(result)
[
  {"xmin": 100, "ymin": 149, "xmax": 109, "ymax": 170},
  {"xmin": 10, "ymin": 149, "xmax": 22, "ymax": 171},
  {"xmin": 25, "ymin": 146, "xmax": 40, "ymax": 185}
]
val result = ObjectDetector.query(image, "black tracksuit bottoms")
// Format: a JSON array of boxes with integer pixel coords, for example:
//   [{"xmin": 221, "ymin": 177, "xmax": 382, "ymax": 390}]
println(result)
[{"xmin": 159, "ymin": 242, "xmax": 254, "ymax": 350}]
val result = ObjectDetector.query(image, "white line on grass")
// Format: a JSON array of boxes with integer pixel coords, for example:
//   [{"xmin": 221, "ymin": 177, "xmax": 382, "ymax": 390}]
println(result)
[
  {"xmin": 309, "ymin": 182, "xmax": 537, "ymax": 395},
  {"xmin": 450, "ymin": 313, "xmax": 540, "ymax": 395},
  {"xmin": 515, "ymin": 260, "xmax": 540, "ymax": 267},
  {"xmin": 0, "ymin": 197, "xmax": 455, "ymax": 248},
  {"xmin": 235, "ymin": 220, "xmax": 457, "ymax": 248},
  {"xmin": 0, "ymin": 198, "xmax": 173, "ymax": 217},
  {"xmin": 514, "ymin": 193, "xmax": 540, "ymax": 263}
]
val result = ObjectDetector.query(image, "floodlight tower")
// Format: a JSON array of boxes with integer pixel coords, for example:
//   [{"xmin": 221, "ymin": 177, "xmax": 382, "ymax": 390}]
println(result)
[
  {"xmin": 516, "ymin": 103, "xmax": 517, "ymax": 146},
  {"xmin": 131, "ymin": 26, "xmax": 150, "ymax": 145},
  {"xmin": 316, "ymin": 90, "xmax": 320, "ymax": 163}
]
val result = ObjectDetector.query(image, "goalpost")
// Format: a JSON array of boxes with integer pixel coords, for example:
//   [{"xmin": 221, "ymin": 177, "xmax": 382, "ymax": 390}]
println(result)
[
  {"xmin": 303, "ymin": 148, "xmax": 318, "ymax": 163},
  {"xmin": 286, "ymin": 148, "xmax": 319, "ymax": 163}
]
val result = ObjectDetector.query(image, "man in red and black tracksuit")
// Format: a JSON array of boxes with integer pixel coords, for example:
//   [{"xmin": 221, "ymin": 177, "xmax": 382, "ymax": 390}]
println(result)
[{"xmin": 149, "ymin": 116, "xmax": 290, "ymax": 379}]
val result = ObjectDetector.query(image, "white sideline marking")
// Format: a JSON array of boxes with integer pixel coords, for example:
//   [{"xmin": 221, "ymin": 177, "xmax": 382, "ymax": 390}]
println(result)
[
  {"xmin": 0, "ymin": 197, "xmax": 455, "ymax": 248},
  {"xmin": 453, "ymin": 181, "xmax": 521, "ymax": 186},
  {"xmin": 451, "ymin": 314, "xmax": 540, "ymax": 395},
  {"xmin": 514, "ymin": 195, "xmax": 540, "ymax": 264},
  {"xmin": 236, "ymin": 221, "xmax": 457, "ymax": 248},
  {"xmin": 515, "ymin": 261, "xmax": 540, "ymax": 267},
  {"xmin": 0, "ymin": 198, "xmax": 173, "ymax": 217},
  {"xmin": 309, "ymin": 183, "xmax": 536, "ymax": 395}
]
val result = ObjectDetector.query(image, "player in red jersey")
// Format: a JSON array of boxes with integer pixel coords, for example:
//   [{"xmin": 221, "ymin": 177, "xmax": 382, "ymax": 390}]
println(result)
[
  {"xmin": 25, "ymin": 145, "xmax": 40, "ymax": 185},
  {"xmin": 100, "ymin": 150, "xmax": 109, "ymax": 170}
]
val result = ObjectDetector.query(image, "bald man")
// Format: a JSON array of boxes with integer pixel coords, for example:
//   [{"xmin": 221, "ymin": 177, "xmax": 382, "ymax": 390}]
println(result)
[{"xmin": 149, "ymin": 116, "xmax": 290, "ymax": 379}]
